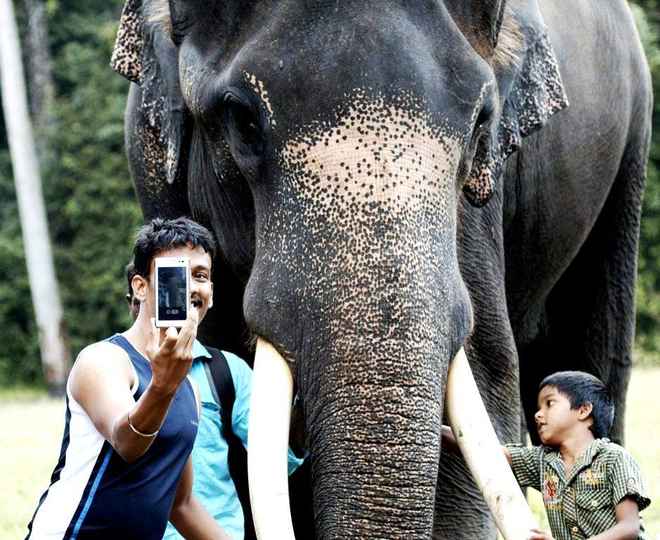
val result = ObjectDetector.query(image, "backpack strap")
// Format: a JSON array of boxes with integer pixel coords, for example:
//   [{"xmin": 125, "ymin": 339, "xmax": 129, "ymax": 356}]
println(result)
[
  {"xmin": 203, "ymin": 347, "xmax": 235, "ymax": 437},
  {"xmin": 202, "ymin": 347, "xmax": 256, "ymax": 540}
]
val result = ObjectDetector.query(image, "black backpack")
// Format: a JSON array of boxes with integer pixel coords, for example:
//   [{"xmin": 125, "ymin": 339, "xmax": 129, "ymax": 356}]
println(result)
[{"xmin": 201, "ymin": 347, "xmax": 256, "ymax": 540}]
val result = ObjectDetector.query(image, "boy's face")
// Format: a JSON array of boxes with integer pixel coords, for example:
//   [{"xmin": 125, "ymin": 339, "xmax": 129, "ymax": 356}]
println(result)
[{"xmin": 534, "ymin": 385, "xmax": 593, "ymax": 446}]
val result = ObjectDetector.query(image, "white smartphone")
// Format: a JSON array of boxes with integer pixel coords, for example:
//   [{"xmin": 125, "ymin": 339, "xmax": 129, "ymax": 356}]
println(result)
[{"xmin": 154, "ymin": 257, "xmax": 190, "ymax": 328}]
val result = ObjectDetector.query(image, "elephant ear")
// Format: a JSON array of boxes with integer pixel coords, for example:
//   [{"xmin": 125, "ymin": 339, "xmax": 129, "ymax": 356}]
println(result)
[
  {"xmin": 444, "ymin": 0, "xmax": 507, "ymax": 56},
  {"xmin": 111, "ymin": 0, "xmax": 187, "ymax": 185},
  {"xmin": 459, "ymin": 2, "xmax": 569, "ymax": 207}
]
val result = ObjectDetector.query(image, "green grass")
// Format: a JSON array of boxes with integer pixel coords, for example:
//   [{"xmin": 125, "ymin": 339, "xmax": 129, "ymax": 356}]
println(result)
[
  {"xmin": 620, "ymin": 367, "xmax": 660, "ymax": 537},
  {"xmin": 1, "ymin": 369, "xmax": 658, "ymax": 539},
  {"xmin": 0, "ymin": 394, "xmax": 65, "ymax": 539}
]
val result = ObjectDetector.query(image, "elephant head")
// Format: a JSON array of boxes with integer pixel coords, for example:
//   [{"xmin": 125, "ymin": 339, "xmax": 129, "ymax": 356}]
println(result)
[{"xmin": 113, "ymin": 1, "xmax": 567, "ymax": 537}]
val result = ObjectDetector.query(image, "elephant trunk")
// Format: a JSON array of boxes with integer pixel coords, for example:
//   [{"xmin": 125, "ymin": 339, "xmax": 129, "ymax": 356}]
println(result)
[
  {"xmin": 248, "ymin": 341, "xmax": 538, "ymax": 540},
  {"xmin": 302, "ymin": 333, "xmax": 445, "ymax": 539}
]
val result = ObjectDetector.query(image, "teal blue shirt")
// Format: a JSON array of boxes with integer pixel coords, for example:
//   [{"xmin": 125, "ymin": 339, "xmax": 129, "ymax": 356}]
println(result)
[{"xmin": 164, "ymin": 341, "xmax": 303, "ymax": 540}]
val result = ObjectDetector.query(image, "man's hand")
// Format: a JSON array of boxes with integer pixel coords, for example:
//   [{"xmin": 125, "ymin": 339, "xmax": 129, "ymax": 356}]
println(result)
[
  {"xmin": 147, "ymin": 310, "xmax": 199, "ymax": 396},
  {"xmin": 528, "ymin": 528, "xmax": 554, "ymax": 540}
]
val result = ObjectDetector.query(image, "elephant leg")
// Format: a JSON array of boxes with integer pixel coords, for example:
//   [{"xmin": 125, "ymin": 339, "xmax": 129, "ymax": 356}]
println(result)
[
  {"xmin": 519, "ymin": 135, "xmax": 648, "ymax": 445},
  {"xmin": 433, "ymin": 194, "xmax": 520, "ymax": 540}
]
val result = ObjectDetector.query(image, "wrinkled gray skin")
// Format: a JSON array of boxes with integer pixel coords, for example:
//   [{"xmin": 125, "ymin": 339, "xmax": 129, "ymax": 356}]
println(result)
[{"xmin": 119, "ymin": 0, "xmax": 652, "ymax": 538}]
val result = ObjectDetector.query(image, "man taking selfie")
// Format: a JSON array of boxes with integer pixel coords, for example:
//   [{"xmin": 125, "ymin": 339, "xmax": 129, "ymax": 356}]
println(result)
[
  {"xmin": 123, "ymin": 220, "xmax": 303, "ymax": 540},
  {"xmin": 26, "ymin": 217, "xmax": 230, "ymax": 540}
]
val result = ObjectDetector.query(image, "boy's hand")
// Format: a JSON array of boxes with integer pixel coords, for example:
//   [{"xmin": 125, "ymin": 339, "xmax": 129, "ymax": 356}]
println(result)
[
  {"xmin": 528, "ymin": 528, "xmax": 554, "ymax": 540},
  {"xmin": 147, "ymin": 311, "xmax": 199, "ymax": 395},
  {"xmin": 441, "ymin": 425, "xmax": 460, "ymax": 454}
]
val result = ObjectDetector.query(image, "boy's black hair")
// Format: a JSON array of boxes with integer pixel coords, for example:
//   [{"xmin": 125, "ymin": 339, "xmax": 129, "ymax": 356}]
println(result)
[
  {"xmin": 539, "ymin": 370, "xmax": 615, "ymax": 439},
  {"xmin": 132, "ymin": 217, "xmax": 216, "ymax": 279}
]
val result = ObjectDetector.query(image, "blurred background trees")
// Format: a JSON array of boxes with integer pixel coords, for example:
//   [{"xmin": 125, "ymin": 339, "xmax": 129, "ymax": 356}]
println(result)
[
  {"xmin": 0, "ymin": 0, "xmax": 139, "ymax": 385},
  {"xmin": 0, "ymin": 0, "xmax": 658, "ymax": 386},
  {"xmin": 1, "ymin": 0, "xmax": 69, "ymax": 392},
  {"xmin": 632, "ymin": 0, "xmax": 660, "ymax": 356}
]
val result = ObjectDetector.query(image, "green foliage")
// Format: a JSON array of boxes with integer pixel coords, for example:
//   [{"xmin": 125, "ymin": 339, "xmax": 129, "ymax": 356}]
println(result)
[
  {"xmin": 631, "ymin": 2, "xmax": 660, "ymax": 356},
  {"xmin": 44, "ymin": 1, "xmax": 141, "ymax": 359},
  {"xmin": 0, "ymin": 149, "xmax": 42, "ymax": 384},
  {"xmin": 0, "ymin": 0, "xmax": 140, "ymax": 385}
]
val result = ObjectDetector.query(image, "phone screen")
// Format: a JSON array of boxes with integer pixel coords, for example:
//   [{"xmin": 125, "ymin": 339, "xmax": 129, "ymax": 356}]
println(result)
[{"xmin": 157, "ymin": 266, "xmax": 188, "ymax": 322}]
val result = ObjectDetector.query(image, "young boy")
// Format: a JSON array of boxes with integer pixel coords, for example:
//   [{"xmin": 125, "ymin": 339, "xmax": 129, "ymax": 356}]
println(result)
[{"xmin": 443, "ymin": 370, "xmax": 650, "ymax": 540}]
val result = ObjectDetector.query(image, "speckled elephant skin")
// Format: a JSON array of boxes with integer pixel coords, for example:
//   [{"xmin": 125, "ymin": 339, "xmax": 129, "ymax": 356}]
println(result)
[{"xmin": 113, "ymin": 1, "xmax": 652, "ymax": 538}]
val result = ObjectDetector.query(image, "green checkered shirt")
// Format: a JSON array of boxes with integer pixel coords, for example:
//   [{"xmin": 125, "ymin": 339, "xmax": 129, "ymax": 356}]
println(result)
[{"xmin": 506, "ymin": 439, "xmax": 650, "ymax": 540}]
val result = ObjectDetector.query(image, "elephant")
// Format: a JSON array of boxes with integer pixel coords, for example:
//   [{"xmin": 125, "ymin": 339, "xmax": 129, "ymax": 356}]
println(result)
[{"xmin": 111, "ymin": 0, "xmax": 652, "ymax": 538}]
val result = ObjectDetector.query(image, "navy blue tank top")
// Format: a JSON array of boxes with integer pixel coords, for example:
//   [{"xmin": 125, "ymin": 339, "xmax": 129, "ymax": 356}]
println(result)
[{"xmin": 27, "ymin": 334, "xmax": 198, "ymax": 540}]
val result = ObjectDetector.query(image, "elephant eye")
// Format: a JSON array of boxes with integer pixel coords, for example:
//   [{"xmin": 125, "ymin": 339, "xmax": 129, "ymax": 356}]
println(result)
[
  {"xmin": 474, "ymin": 102, "xmax": 494, "ymax": 132},
  {"xmin": 223, "ymin": 93, "xmax": 264, "ymax": 152}
]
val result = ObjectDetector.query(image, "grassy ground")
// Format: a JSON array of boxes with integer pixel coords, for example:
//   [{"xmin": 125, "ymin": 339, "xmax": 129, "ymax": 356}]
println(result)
[
  {"xmin": 1, "ymin": 370, "xmax": 659, "ymax": 539},
  {"xmin": 0, "ymin": 390, "xmax": 65, "ymax": 539}
]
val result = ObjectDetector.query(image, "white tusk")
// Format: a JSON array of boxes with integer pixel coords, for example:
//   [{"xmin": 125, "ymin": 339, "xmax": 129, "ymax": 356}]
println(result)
[
  {"xmin": 248, "ymin": 338, "xmax": 296, "ymax": 540},
  {"xmin": 446, "ymin": 348, "xmax": 538, "ymax": 540}
]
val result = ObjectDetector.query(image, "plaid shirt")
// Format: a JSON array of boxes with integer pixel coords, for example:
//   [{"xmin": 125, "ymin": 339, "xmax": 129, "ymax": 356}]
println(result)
[{"xmin": 506, "ymin": 439, "xmax": 650, "ymax": 540}]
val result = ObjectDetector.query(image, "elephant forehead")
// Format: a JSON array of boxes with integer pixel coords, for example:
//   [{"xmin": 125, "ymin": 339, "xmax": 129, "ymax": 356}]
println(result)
[
  {"xmin": 279, "ymin": 91, "xmax": 461, "ymax": 217},
  {"xmin": 256, "ymin": 92, "xmax": 462, "ymax": 331}
]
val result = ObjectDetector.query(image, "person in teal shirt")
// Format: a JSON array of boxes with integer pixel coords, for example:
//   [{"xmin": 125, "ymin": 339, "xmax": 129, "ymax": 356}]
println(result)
[{"xmin": 162, "ymin": 342, "xmax": 303, "ymax": 540}]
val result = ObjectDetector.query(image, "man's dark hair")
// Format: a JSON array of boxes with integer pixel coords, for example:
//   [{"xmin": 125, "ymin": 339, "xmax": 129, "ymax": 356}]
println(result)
[
  {"xmin": 125, "ymin": 260, "xmax": 137, "ymax": 300},
  {"xmin": 539, "ymin": 370, "xmax": 615, "ymax": 439},
  {"xmin": 133, "ymin": 217, "xmax": 216, "ymax": 278}
]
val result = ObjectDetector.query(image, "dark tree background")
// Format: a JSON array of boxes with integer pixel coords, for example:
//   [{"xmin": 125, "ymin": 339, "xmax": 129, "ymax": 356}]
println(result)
[
  {"xmin": 633, "ymin": 0, "xmax": 660, "ymax": 356},
  {"xmin": 0, "ymin": 0, "xmax": 139, "ymax": 384},
  {"xmin": 0, "ymin": 0, "xmax": 658, "ymax": 386}
]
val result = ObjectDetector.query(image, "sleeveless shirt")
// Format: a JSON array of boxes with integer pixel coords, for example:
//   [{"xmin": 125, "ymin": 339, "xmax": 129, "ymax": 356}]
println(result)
[{"xmin": 26, "ymin": 334, "xmax": 198, "ymax": 540}]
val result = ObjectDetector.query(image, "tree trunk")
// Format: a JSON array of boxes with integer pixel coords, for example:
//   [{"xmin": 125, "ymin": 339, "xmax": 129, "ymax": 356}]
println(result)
[
  {"xmin": 23, "ymin": 0, "xmax": 54, "ymax": 156},
  {"xmin": 0, "ymin": 0, "xmax": 70, "ymax": 394}
]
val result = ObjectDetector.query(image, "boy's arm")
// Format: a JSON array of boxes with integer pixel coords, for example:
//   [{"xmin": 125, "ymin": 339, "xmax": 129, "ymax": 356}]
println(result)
[
  {"xmin": 169, "ymin": 458, "xmax": 232, "ymax": 540},
  {"xmin": 586, "ymin": 498, "xmax": 641, "ymax": 540},
  {"xmin": 441, "ymin": 425, "xmax": 513, "ymax": 464},
  {"xmin": 502, "ymin": 445, "xmax": 513, "ymax": 465},
  {"xmin": 609, "ymin": 447, "xmax": 651, "ymax": 514},
  {"xmin": 588, "ymin": 445, "xmax": 651, "ymax": 540},
  {"xmin": 441, "ymin": 425, "xmax": 542, "ymax": 490}
]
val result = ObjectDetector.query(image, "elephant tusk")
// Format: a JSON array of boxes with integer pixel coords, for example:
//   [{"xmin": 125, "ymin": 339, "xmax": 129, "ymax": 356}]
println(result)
[
  {"xmin": 247, "ymin": 338, "xmax": 296, "ymax": 540},
  {"xmin": 446, "ymin": 348, "xmax": 538, "ymax": 540}
]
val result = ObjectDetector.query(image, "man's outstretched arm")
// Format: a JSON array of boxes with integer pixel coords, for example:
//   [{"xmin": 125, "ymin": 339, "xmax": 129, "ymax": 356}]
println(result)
[{"xmin": 71, "ymin": 314, "xmax": 199, "ymax": 463}]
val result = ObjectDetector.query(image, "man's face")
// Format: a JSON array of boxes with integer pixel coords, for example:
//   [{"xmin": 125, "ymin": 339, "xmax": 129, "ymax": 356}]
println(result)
[
  {"xmin": 142, "ymin": 244, "xmax": 214, "ymax": 323},
  {"xmin": 533, "ymin": 386, "xmax": 585, "ymax": 446}
]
